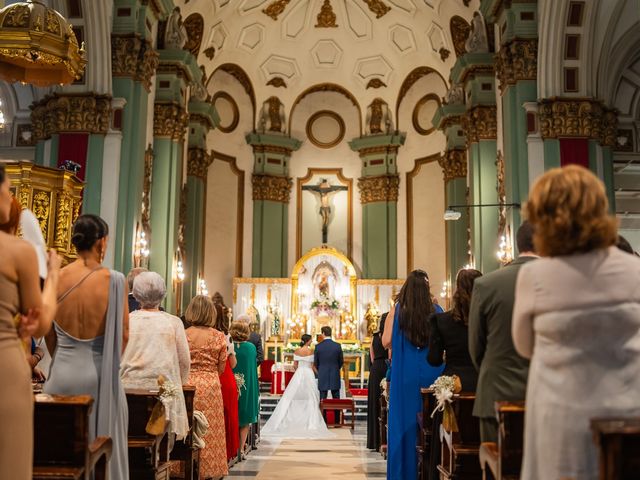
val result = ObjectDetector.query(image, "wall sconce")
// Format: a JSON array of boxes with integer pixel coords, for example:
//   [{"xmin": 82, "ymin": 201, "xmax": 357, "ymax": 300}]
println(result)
[
  {"xmin": 198, "ymin": 278, "xmax": 209, "ymax": 296},
  {"xmin": 176, "ymin": 259, "xmax": 185, "ymax": 282},
  {"xmin": 496, "ymin": 227, "xmax": 514, "ymax": 265},
  {"xmin": 133, "ymin": 225, "xmax": 150, "ymax": 268}
]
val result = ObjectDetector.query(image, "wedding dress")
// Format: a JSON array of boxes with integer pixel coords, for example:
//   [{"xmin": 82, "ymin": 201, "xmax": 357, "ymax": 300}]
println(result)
[{"xmin": 261, "ymin": 354, "xmax": 332, "ymax": 439}]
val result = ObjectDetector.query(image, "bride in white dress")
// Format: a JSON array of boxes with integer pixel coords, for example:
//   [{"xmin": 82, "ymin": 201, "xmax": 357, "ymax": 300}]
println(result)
[{"xmin": 262, "ymin": 334, "xmax": 332, "ymax": 439}]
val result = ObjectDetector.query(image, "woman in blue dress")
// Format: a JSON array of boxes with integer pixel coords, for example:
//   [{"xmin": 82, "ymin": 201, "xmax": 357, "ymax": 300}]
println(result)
[{"xmin": 382, "ymin": 269, "xmax": 444, "ymax": 480}]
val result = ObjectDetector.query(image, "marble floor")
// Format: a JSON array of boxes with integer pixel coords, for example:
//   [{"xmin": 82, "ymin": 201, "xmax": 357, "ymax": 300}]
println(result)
[{"xmin": 227, "ymin": 425, "xmax": 386, "ymax": 479}]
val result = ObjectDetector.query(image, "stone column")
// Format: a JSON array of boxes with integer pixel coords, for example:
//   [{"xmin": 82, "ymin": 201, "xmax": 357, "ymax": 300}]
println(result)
[
  {"xmin": 246, "ymin": 133, "xmax": 302, "ymax": 278},
  {"xmin": 349, "ymin": 134, "xmax": 405, "ymax": 279},
  {"xmin": 110, "ymin": 9, "xmax": 159, "ymax": 273}
]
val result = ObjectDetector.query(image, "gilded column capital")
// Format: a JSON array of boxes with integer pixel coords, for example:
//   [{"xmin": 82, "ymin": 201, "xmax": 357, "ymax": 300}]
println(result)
[
  {"xmin": 538, "ymin": 98, "xmax": 618, "ymax": 146},
  {"xmin": 439, "ymin": 149, "xmax": 467, "ymax": 182},
  {"xmin": 495, "ymin": 38, "xmax": 538, "ymax": 93},
  {"xmin": 111, "ymin": 33, "xmax": 159, "ymax": 92},
  {"xmin": 30, "ymin": 93, "xmax": 112, "ymax": 141},
  {"xmin": 357, "ymin": 175, "xmax": 400, "ymax": 204},
  {"xmin": 252, "ymin": 174, "xmax": 293, "ymax": 203},
  {"xmin": 153, "ymin": 102, "xmax": 189, "ymax": 141},
  {"xmin": 461, "ymin": 105, "xmax": 497, "ymax": 143},
  {"xmin": 187, "ymin": 147, "xmax": 212, "ymax": 180}
]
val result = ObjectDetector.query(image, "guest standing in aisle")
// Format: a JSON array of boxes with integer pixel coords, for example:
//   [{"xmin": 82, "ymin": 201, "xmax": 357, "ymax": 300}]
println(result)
[
  {"xmin": 366, "ymin": 313, "xmax": 389, "ymax": 451},
  {"xmin": 382, "ymin": 269, "xmax": 444, "ymax": 480}
]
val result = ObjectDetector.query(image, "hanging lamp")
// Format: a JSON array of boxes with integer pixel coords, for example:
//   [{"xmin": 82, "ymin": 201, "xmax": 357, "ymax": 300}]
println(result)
[{"xmin": 0, "ymin": 1, "xmax": 86, "ymax": 86}]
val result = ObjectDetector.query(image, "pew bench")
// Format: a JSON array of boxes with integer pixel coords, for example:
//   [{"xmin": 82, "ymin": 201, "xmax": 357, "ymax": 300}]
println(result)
[
  {"xmin": 417, "ymin": 388, "xmax": 436, "ymax": 480},
  {"xmin": 591, "ymin": 417, "xmax": 640, "ymax": 480},
  {"xmin": 437, "ymin": 393, "xmax": 482, "ymax": 480},
  {"xmin": 169, "ymin": 386, "xmax": 199, "ymax": 480},
  {"xmin": 33, "ymin": 394, "xmax": 112, "ymax": 480},
  {"xmin": 125, "ymin": 389, "xmax": 171, "ymax": 480},
  {"xmin": 379, "ymin": 395, "xmax": 388, "ymax": 458},
  {"xmin": 479, "ymin": 401, "xmax": 525, "ymax": 480},
  {"xmin": 320, "ymin": 398, "xmax": 355, "ymax": 430}
]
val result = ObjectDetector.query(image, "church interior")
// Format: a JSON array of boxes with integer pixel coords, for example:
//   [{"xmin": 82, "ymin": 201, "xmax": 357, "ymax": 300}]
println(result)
[{"xmin": 1, "ymin": 0, "xmax": 640, "ymax": 479}]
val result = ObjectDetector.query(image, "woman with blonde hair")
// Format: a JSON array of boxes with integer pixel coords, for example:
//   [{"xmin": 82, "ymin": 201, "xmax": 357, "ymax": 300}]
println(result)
[
  {"xmin": 230, "ymin": 320, "xmax": 259, "ymax": 458},
  {"xmin": 184, "ymin": 295, "xmax": 228, "ymax": 479},
  {"xmin": 513, "ymin": 165, "xmax": 640, "ymax": 479}
]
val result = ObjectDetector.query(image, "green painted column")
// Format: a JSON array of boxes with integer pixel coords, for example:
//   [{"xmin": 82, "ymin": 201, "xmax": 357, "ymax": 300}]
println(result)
[
  {"xmin": 246, "ymin": 133, "xmax": 301, "ymax": 278},
  {"xmin": 349, "ymin": 134, "xmax": 405, "ymax": 279},
  {"xmin": 82, "ymin": 134, "xmax": 106, "ymax": 214}
]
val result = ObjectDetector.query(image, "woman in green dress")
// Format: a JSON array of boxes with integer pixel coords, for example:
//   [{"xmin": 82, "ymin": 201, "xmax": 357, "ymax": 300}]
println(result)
[{"xmin": 229, "ymin": 321, "xmax": 259, "ymax": 457}]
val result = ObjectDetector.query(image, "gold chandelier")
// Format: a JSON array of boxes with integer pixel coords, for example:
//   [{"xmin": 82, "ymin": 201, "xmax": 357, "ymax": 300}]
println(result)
[{"xmin": 0, "ymin": 1, "xmax": 86, "ymax": 86}]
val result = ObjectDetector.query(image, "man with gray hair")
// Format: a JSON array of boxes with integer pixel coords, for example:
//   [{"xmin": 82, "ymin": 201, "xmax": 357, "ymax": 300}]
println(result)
[
  {"xmin": 127, "ymin": 267, "xmax": 147, "ymax": 312},
  {"xmin": 237, "ymin": 314, "xmax": 264, "ymax": 366}
]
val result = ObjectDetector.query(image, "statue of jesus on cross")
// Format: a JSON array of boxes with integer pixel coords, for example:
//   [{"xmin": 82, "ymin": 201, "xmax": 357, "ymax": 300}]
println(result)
[{"xmin": 302, "ymin": 178, "xmax": 348, "ymax": 244}]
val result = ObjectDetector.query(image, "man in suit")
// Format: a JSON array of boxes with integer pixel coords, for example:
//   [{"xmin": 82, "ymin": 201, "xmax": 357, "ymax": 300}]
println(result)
[
  {"xmin": 468, "ymin": 221, "xmax": 537, "ymax": 442},
  {"xmin": 314, "ymin": 326, "xmax": 344, "ymax": 423}
]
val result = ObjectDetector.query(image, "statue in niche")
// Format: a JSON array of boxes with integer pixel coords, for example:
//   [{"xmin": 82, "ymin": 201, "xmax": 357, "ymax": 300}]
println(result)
[
  {"xmin": 165, "ymin": 7, "xmax": 188, "ymax": 50},
  {"xmin": 258, "ymin": 96, "xmax": 286, "ymax": 133},
  {"xmin": 319, "ymin": 274, "xmax": 330, "ymax": 298},
  {"xmin": 366, "ymin": 98, "xmax": 394, "ymax": 135},
  {"xmin": 302, "ymin": 178, "xmax": 348, "ymax": 244},
  {"xmin": 364, "ymin": 302, "xmax": 381, "ymax": 339},
  {"xmin": 444, "ymin": 84, "xmax": 465, "ymax": 105},
  {"xmin": 464, "ymin": 11, "xmax": 489, "ymax": 54}
]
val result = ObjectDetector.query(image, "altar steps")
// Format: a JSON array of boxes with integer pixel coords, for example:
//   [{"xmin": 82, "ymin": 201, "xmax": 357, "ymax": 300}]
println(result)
[{"xmin": 259, "ymin": 392, "xmax": 369, "ymax": 422}]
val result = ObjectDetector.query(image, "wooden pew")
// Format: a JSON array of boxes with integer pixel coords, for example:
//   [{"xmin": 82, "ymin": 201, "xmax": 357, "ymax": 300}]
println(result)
[
  {"xmin": 33, "ymin": 394, "xmax": 112, "ymax": 480},
  {"xmin": 591, "ymin": 417, "xmax": 640, "ymax": 480},
  {"xmin": 379, "ymin": 395, "xmax": 388, "ymax": 458},
  {"xmin": 417, "ymin": 387, "xmax": 435, "ymax": 480},
  {"xmin": 479, "ymin": 401, "xmax": 525, "ymax": 480},
  {"xmin": 437, "ymin": 393, "xmax": 482, "ymax": 480},
  {"xmin": 125, "ymin": 389, "xmax": 171, "ymax": 480},
  {"xmin": 169, "ymin": 386, "xmax": 199, "ymax": 480}
]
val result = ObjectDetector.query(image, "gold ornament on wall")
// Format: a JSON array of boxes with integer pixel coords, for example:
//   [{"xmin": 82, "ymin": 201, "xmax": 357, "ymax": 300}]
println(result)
[
  {"xmin": 153, "ymin": 102, "xmax": 189, "ymax": 141},
  {"xmin": 495, "ymin": 39, "xmax": 538, "ymax": 93},
  {"xmin": 358, "ymin": 175, "xmax": 400, "ymax": 204},
  {"xmin": 182, "ymin": 13, "xmax": 204, "ymax": 57},
  {"xmin": 262, "ymin": 0, "xmax": 291, "ymax": 20},
  {"xmin": 187, "ymin": 147, "xmax": 212, "ymax": 181},
  {"xmin": 362, "ymin": 0, "xmax": 391, "ymax": 19},
  {"xmin": 111, "ymin": 34, "xmax": 159, "ymax": 92},
  {"xmin": 450, "ymin": 15, "xmax": 472, "ymax": 57},
  {"xmin": 315, "ymin": 0, "xmax": 338, "ymax": 28},
  {"xmin": 438, "ymin": 149, "xmax": 467, "ymax": 183},
  {"xmin": 538, "ymin": 99, "xmax": 618, "ymax": 146},
  {"xmin": 0, "ymin": 2, "xmax": 86, "ymax": 86},
  {"xmin": 252, "ymin": 174, "xmax": 293, "ymax": 203},
  {"xmin": 461, "ymin": 105, "xmax": 497, "ymax": 143},
  {"xmin": 496, "ymin": 150, "xmax": 507, "ymax": 236}
]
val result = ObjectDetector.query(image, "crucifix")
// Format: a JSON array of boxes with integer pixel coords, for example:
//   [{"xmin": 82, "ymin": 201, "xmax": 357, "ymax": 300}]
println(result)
[{"xmin": 302, "ymin": 178, "xmax": 348, "ymax": 244}]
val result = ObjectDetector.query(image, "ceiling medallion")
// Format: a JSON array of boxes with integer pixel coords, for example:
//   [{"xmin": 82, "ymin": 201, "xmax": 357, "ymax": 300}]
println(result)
[
  {"xmin": 262, "ymin": 0, "xmax": 291, "ymax": 21},
  {"xmin": 0, "ymin": 1, "xmax": 86, "ymax": 86},
  {"xmin": 306, "ymin": 110, "xmax": 345, "ymax": 149},
  {"xmin": 362, "ymin": 0, "xmax": 391, "ymax": 19},
  {"xmin": 366, "ymin": 78, "xmax": 387, "ymax": 89},
  {"xmin": 316, "ymin": 0, "xmax": 338, "ymax": 28},
  {"xmin": 267, "ymin": 77, "xmax": 287, "ymax": 88}
]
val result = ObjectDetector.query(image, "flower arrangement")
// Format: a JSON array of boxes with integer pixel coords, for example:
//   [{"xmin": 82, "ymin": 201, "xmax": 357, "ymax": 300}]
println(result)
[
  {"xmin": 158, "ymin": 377, "xmax": 181, "ymax": 401},
  {"xmin": 235, "ymin": 373, "xmax": 246, "ymax": 397},
  {"xmin": 429, "ymin": 375, "xmax": 462, "ymax": 432},
  {"xmin": 341, "ymin": 342, "xmax": 364, "ymax": 353},
  {"xmin": 380, "ymin": 378, "xmax": 389, "ymax": 400},
  {"xmin": 310, "ymin": 297, "xmax": 340, "ymax": 316}
]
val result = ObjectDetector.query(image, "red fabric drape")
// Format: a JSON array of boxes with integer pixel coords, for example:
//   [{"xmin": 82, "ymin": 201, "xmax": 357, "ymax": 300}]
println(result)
[
  {"xmin": 559, "ymin": 138, "xmax": 589, "ymax": 168},
  {"xmin": 57, "ymin": 133, "xmax": 89, "ymax": 180}
]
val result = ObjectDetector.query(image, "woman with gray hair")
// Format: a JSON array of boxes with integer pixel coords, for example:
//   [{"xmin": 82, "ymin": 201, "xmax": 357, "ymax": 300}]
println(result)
[{"xmin": 120, "ymin": 271, "xmax": 191, "ymax": 440}]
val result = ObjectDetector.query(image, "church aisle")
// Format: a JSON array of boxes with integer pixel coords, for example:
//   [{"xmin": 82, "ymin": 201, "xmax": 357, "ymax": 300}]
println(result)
[{"xmin": 228, "ymin": 427, "xmax": 386, "ymax": 479}]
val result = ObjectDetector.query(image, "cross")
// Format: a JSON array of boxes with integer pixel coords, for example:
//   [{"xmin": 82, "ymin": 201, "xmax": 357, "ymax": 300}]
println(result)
[{"xmin": 302, "ymin": 178, "xmax": 348, "ymax": 244}]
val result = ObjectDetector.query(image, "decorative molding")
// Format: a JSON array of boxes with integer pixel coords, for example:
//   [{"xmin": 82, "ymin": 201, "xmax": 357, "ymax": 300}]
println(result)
[
  {"xmin": 356, "ymin": 144, "xmax": 402, "ymax": 156},
  {"xmin": 267, "ymin": 77, "xmax": 287, "ymax": 88},
  {"xmin": 232, "ymin": 277, "xmax": 291, "ymax": 285},
  {"xmin": 412, "ymin": 93, "xmax": 441, "ymax": 136},
  {"xmin": 538, "ymin": 98, "xmax": 618, "ymax": 146},
  {"xmin": 406, "ymin": 154, "xmax": 440, "ymax": 272},
  {"xmin": 395, "ymin": 66, "xmax": 447, "ymax": 125},
  {"xmin": 306, "ymin": 110, "xmax": 345, "ymax": 149},
  {"xmin": 461, "ymin": 105, "xmax": 497, "ymax": 143},
  {"xmin": 141, "ymin": 146, "xmax": 153, "ymax": 234},
  {"xmin": 439, "ymin": 47, "xmax": 451, "ymax": 61},
  {"xmin": 178, "ymin": 184, "xmax": 187, "ymax": 255},
  {"xmin": 187, "ymin": 147, "xmax": 213, "ymax": 180},
  {"xmin": 15, "ymin": 124, "xmax": 36, "ymax": 146},
  {"xmin": 438, "ymin": 149, "xmax": 467, "ymax": 182},
  {"xmin": 111, "ymin": 34, "xmax": 159, "ymax": 92},
  {"xmin": 366, "ymin": 78, "xmax": 387, "ymax": 89},
  {"xmin": 183, "ymin": 13, "xmax": 204, "ymax": 58},
  {"xmin": 30, "ymin": 93, "xmax": 112, "ymax": 141},
  {"xmin": 361, "ymin": 0, "xmax": 391, "ymax": 18},
  {"xmin": 357, "ymin": 174, "xmax": 400, "ymax": 204},
  {"xmin": 316, "ymin": 0, "xmax": 338, "ymax": 28},
  {"xmin": 212, "ymin": 91, "xmax": 239, "ymax": 133},
  {"xmin": 252, "ymin": 174, "xmax": 293, "ymax": 203},
  {"xmin": 450, "ymin": 16, "xmax": 471, "ymax": 57},
  {"xmin": 296, "ymin": 168, "xmax": 352, "ymax": 260},
  {"xmin": 211, "ymin": 63, "xmax": 256, "ymax": 126},
  {"xmin": 495, "ymin": 38, "xmax": 537, "ymax": 92},
  {"xmin": 262, "ymin": 0, "xmax": 291, "ymax": 20},
  {"xmin": 153, "ymin": 102, "xmax": 189, "ymax": 141},
  {"xmin": 496, "ymin": 150, "xmax": 507, "ymax": 236},
  {"xmin": 203, "ymin": 46, "xmax": 215, "ymax": 59}
]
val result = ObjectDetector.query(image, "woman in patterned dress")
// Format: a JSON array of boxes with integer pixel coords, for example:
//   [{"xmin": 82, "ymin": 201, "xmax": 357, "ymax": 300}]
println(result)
[
  {"xmin": 184, "ymin": 296, "xmax": 228, "ymax": 479},
  {"xmin": 213, "ymin": 303, "xmax": 239, "ymax": 461}
]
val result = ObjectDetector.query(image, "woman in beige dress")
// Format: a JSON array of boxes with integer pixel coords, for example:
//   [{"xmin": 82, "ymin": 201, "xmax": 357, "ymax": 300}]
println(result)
[{"xmin": 0, "ymin": 164, "xmax": 60, "ymax": 480}]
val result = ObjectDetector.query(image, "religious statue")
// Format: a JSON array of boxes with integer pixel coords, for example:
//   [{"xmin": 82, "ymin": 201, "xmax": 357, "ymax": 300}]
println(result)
[
  {"xmin": 258, "ymin": 96, "xmax": 286, "ymax": 133},
  {"xmin": 318, "ymin": 273, "xmax": 330, "ymax": 298},
  {"xmin": 302, "ymin": 179, "xmax": 348, "ymax": 244},
  {"xmin": 364, "ymin": 302, "xmax": 381, "ymax": 339},
  {"xmin": 464, "ymin": 11, "xmax": 489, "ymax": 54},
  {"xmin": 165, "ymin": 7, "xmax": 188, "ymax": 50},
  {"xmin": 444, "ymin": 84, "xmax": 465, "ymax": 105},
  {"xmin": 365, "ymin": 98, "xmax": 394, "ymax": 135}
]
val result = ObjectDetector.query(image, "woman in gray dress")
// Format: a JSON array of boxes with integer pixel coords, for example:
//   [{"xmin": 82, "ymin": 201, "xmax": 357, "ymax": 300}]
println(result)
[{"xmin": 44, "ymin": 214, "xmax": 129, "ymax": 479}]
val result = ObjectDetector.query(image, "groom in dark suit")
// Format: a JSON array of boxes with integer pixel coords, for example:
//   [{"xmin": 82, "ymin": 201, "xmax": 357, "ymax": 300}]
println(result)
[{"xmin": 314, "ymin": 326, "xmax": 343, "ymax": 423}]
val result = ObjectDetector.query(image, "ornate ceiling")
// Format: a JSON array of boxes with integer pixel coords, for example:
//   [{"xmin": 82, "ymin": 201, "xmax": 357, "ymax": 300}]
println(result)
[{"xmin": 180, "ymin": 0, "xmax": 478, "ymax": 110}]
